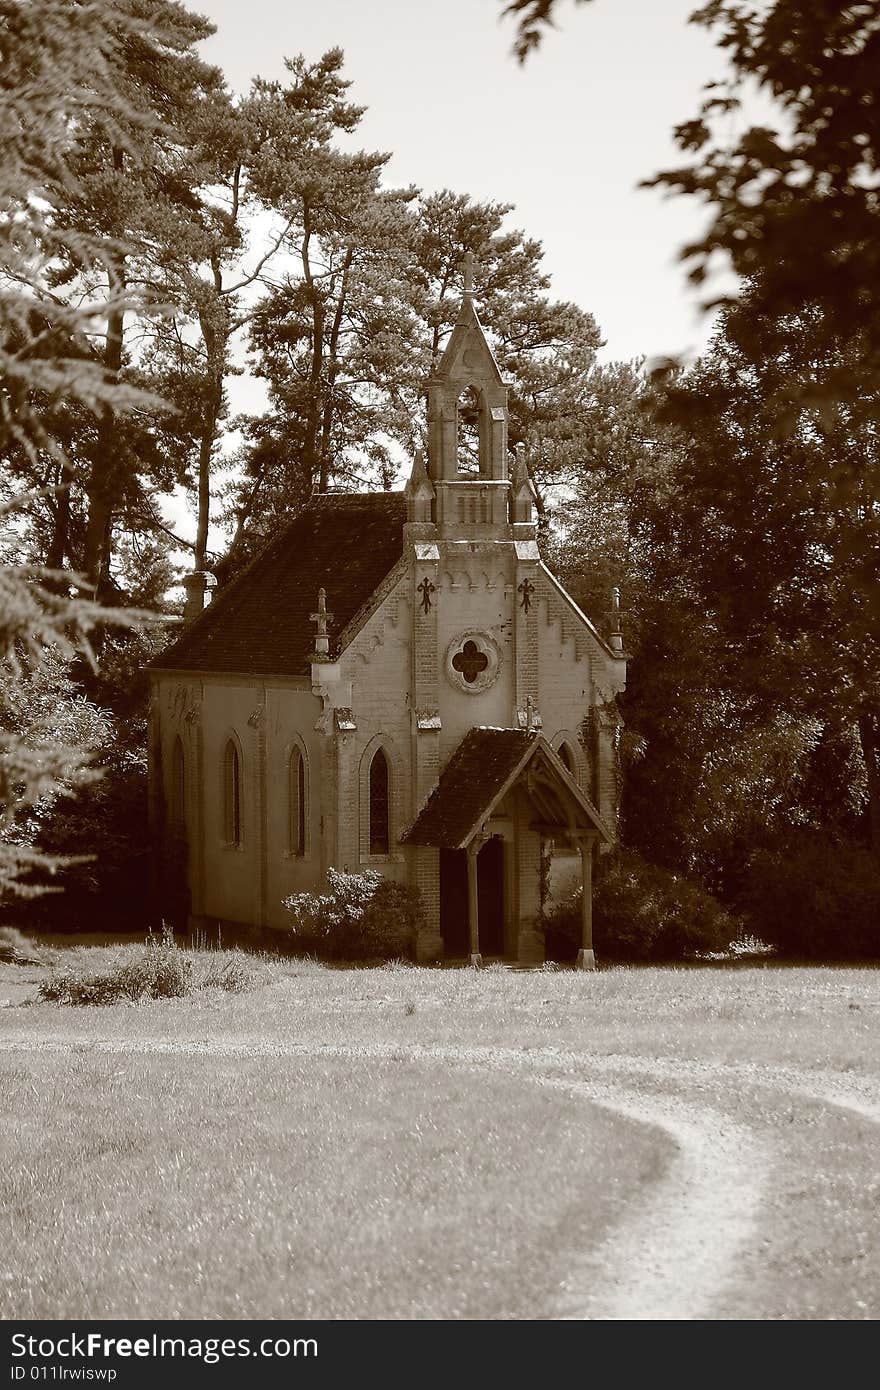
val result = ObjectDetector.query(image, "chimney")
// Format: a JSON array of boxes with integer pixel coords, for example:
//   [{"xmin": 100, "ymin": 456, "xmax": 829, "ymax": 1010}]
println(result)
[
  {"xmin": 609, "ymin": 586, "xmax": 624, "ymax": 653},
  {"xmin": 182, "ymin": 571, "xmax": 216, "ymax": 624}
]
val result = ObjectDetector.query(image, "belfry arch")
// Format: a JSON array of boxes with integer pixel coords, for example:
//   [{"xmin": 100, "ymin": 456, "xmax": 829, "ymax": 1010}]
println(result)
[{"xmin": 456, "ymin": 384, "xmax": 482, "ymax": 474}]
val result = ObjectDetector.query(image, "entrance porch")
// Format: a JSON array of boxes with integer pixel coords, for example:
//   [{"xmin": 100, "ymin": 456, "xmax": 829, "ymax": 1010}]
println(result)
[{"xmin": 404, "ymin": 728, "xmax": 611, "ymax": 968}]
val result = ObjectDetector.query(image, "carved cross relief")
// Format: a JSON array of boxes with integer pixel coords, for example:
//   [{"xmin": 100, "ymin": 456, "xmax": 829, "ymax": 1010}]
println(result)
[{"xmin": 417, "ymin": 576, "xmax": 435, "ymax": 614}]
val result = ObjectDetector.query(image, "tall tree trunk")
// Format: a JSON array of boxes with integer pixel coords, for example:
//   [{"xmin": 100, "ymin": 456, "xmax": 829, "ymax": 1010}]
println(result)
[
  {"xmin": 317, "ymin": 244, "xmax": 353, "ymax": 489},
  {"xmin": 46, "ymin": 468, "xmax": 71, "ymax": 570},
  {"xmin": 857, "ymin": 707, "xmax": 880, "ymax": 856},
  {"xmin": 194, "ymin": 262, "xmax": 227, "ymax": 573},
  {"xmin": 300, "ymin": 213, "xmax": 326, "ymax": 493},
  {"xmin": 83, "ymin": 303, "xmax": 123, "ymax": 591},
  {"xmin": 83, "ymin": 147, "xmax": 126, "ymax": 593},
  {"xmin": 193, "ymin": 368, "xmax": 222, "ymax": 573}
]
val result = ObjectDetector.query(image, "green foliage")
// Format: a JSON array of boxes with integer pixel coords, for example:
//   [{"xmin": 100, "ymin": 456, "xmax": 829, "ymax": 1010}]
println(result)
[
  {"xmin": 545, "ymin": 850, "xmax": 738, "ymax": 961},
  {"xmin": 283, "ymin": 868, "xmax": 423, "ymax": 961},
  {"xmin": 38, "ymin": 926, "xmax": 192, "ymax": 1005},
  {"xmin": 741, "ymin": 835, "xmax": 880, "ymax": 960}
]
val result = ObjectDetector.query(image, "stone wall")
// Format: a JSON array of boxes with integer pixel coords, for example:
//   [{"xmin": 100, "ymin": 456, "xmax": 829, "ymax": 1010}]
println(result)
[{"xmin": 151, "ymin": 674, "xmax": 323, "ymax": 932}]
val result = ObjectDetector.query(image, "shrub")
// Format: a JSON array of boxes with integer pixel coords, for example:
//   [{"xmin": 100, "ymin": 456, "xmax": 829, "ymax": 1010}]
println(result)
[
  {"xmin": 9, "ymin": 726, "xmax": 153, "ymax": 934},
  {"xmin": 199, "ymin": 951, "xmax": 263, "ymax": 993},
  {"xmin": 740, "ymin": 834, "xmax": 880, "ymax": 959},
  {"xmin": 38, "ymin": 926, "xmax": 192, "ymax": 1005},
  {"xmin": 283, "ymin": 869, "xmax": 423, "ymax": 961},
  {"xmin": 544, "ymin": 849, "xmax": 738, "ymax": 962}
]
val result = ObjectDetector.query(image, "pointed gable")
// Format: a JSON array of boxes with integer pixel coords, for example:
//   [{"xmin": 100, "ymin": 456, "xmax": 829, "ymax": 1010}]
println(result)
[
  {"xmin": 435, "ymin": 292, "xmax": 506, "ymax": 387},
  {"xmin": 403, "ymin": 729, "xmax": 612, "ymax": 848}
]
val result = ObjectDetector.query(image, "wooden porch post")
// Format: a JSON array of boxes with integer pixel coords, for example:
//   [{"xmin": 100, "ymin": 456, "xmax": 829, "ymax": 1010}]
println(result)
[
  {"xmin": 466, "ymin": 839, "xmax": 482, "ymax": 968},
  {"xmin": 575, "ymin": 834, "xmax": 596, "ymax": 971}
]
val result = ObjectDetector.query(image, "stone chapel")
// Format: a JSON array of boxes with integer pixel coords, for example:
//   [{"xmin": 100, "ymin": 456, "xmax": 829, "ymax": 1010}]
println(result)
[{"xmin": 149, "ymin": 268, "xmax": 627, "ymax": 967}]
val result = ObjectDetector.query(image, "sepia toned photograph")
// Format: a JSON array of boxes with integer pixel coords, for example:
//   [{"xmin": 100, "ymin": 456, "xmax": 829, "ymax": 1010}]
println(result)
[{"xmin": 1, "ymin": 0, "xmax": 879, "ymax": 1344}]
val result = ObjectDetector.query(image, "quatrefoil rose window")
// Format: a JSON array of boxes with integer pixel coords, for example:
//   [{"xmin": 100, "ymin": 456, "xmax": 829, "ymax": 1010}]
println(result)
[
  {"xmin": 445, "ymin": 631, "xmax": 501, "ymax": 694},
  {"xmin": 452, "ymin": 640, "xmax": 488, "ymax": 684}
]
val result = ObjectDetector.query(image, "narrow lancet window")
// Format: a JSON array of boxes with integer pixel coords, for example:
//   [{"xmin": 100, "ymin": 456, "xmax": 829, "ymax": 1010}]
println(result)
[
  {"xmin": 289, "ymin": 746, "xmax": 306, "ymax": 857},
  {"xmin": 224, "ymin": 740, "xmax": 241, "ymax": 846},
  {"xmin": 369, "ymin": 749, "xmax": 390, "ymax": 855}
]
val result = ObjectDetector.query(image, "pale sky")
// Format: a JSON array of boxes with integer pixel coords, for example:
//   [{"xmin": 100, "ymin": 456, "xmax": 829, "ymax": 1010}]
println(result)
[{"xmin": 197, "ymin": 0, "xmax": 724, "ymax": 366}]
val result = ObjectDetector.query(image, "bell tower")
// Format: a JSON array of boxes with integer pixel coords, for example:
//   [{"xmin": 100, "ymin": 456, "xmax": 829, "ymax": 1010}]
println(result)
[{"xmin": 418, "ymin": 254, "xmax": 519, "ymax": 538}]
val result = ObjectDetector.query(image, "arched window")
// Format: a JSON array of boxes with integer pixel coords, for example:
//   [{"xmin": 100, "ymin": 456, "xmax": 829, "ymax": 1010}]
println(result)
[
  {"xmin": 223, "ymin": 739, "xmax": 241, "ymax": 846},
  {"xmin": 369, "ymin": 748, "xmax": 390, "ymax": 855},
  {"xmin": 171, "ymin": 737, "xmax": 185, "ymax": 828},
  {"xmin": 457, "ymin": 385, "xmax": 481, "ymax": 474},
  {"xmin": 289, "ymin": 745, "xmax": 306, "ymax": 857}
]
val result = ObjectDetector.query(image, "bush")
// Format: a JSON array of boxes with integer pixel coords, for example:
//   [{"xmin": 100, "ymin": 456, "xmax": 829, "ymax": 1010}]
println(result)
[
  {"xmin": 740, "ymin": 834, "xmax": 880, "ymax": 959},
  {"xmin": 38, "ymin": 926, "xmax": 193, "ymax": 1005},
  {"xmin": 200, "ymin": 951, "xmax": 263, "ymax": 993},
  {"xmin": 283, "ymin": 869, "xmax": 423, "ymax": 961},
  {"xmin": 544, "ymin": 849, "xmax": 738, "ymax": 962}
]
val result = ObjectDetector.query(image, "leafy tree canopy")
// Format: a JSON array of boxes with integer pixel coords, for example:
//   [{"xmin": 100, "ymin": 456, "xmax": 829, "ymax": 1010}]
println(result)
[{"xmin": 502, "ymin": 1, "xmax": 880, "ymax": 419}]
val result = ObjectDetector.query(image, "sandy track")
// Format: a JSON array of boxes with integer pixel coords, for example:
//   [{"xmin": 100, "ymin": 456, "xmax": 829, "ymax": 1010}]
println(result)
[
  {"xmin": 539, "ymin": 1077, "xmax": 768, "ymax": 1320},
  {"xmin": 1, "ymin": 1032, "xmax": 877, "ymax": 1319}
]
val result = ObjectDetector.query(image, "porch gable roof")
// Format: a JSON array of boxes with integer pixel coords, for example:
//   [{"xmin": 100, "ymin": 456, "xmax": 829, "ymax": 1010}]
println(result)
[{"xmin": 402, "ymin": 727, "xmax": 611, "ymax": 850}]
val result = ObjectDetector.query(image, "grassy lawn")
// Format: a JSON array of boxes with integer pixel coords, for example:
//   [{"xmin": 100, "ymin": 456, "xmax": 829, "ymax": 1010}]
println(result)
[{"xmin": 2, "ymin": 944, "xmax": 880, "ymax": 1320}]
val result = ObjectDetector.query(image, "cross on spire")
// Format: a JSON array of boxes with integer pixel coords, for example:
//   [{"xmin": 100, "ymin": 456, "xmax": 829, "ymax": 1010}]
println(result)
[{"xmin": 462, "ymin": 250, "xmax": 476, "ymax": 298}]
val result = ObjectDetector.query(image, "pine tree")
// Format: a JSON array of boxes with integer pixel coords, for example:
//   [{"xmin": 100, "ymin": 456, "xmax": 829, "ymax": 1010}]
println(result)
[
  {"xmin": 0, "ymin": 0, "xmax": 173, "ymax": 898},
  {"xmin": 221, "ymin": 50, "xmax": 420, "ymax": 573}
]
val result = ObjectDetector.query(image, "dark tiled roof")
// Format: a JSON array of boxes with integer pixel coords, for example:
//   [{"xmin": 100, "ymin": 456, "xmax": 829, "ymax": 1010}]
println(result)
[
  {"xmin": 403, "ymin": 728, "xmax": 534, "ymax": 848},
  {"xmin": 154, "ymin": 492, "xmax": 407, "ymax": 679}
]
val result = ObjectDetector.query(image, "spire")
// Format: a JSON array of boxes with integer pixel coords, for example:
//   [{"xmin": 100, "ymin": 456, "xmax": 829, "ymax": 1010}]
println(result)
[
  {"xmin": 423, "ymin": 247, "xmax": 511, "ymax": 532},
  {"xmin": 513, "ymin": 442, "xmax": 529, "ymax": 488},
  {"xmin": 404, "ymin": 447, "xmax": 434, "ymax": 523},
  {"xmin": 511, "ymin": 442, "xmax": 536, "ymax": 524},
  {"xmin": 405, "ymin": 447, "xmax": 431, "ymax": 494}
]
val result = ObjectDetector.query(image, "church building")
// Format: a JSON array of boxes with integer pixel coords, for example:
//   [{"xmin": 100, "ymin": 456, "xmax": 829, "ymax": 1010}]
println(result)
[{"xmin": 148, "ymin": 268, "xmax": 627, "ymax": 967}]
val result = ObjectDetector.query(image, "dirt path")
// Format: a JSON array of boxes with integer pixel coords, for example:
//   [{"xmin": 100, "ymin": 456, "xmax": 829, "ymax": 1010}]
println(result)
[
  {"xmin": 2, "ymin": 1032, "xmax": 877, "ymax": 1319},
  {"xmin": 539, "ymin": 1078, "xmax": 768, "ymax": 1320}
]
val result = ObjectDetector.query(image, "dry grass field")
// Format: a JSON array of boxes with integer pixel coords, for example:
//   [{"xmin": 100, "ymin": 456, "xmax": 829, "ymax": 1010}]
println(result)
[{"xmin": 2, "ymin": 942, "xmax": 879, "ymax": 1320}]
